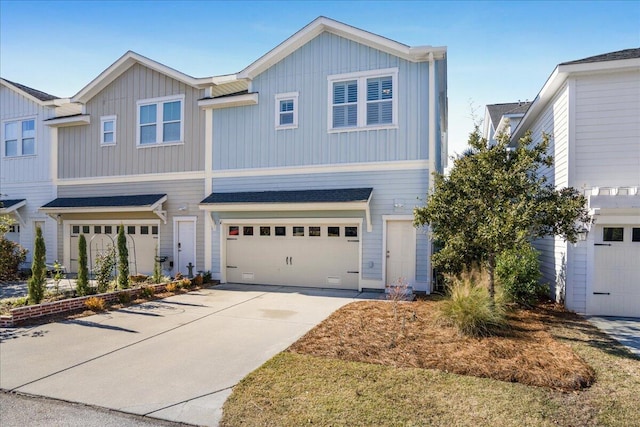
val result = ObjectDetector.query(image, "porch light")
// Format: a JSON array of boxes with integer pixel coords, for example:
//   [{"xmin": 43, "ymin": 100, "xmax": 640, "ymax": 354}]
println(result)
[{"xmin": 577, "ymin": 226, "xmax": 589, "ymax": 242}]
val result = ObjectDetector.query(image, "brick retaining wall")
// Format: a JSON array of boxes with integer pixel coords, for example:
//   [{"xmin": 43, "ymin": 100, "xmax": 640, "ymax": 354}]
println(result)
[{"xmin": 0, "ymin": 282, "xmax": 173, "ymax": 327}]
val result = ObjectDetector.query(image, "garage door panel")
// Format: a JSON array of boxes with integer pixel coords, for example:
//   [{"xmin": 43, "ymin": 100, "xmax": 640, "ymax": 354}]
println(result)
[
  {"xmin": 590, "ymin": 225, "xmax": 640, "ymax": 318},
  {"xmin": 225, "ymin": 224, "xmax": 359, "ymax": 289},
  {"xmin": 69, "ymin": 223, "xmax": 158, "ymax": 275}
]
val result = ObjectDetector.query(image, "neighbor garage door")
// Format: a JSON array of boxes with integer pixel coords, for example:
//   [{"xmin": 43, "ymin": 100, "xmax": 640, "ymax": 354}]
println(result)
[
  {"xmin": 70, "ymin": 224, "xmax": 159, "ymax": 275},
  {"xmin": 590, "ymin": 225, "xmax": 640, "ymax": 317},
  {"xmin": 225, "ymin": 223, "xmax": 360, "ymax": 289}
]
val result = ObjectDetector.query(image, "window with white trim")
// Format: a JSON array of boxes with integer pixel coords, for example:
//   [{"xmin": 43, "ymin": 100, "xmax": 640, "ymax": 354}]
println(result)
[
  {"xmin": 3, "ymin": 118, "xmax": 36, "ymax": 157},
  {"xmin": 275, "ymin": 92, "xmax": 298, "ymax": 129},
  {"xmin": 327, "ymin": 68, "xmax": 398, "ymax": 132},
  {"xmin": 100, "ymin": 115, "xmax": 116, "ymax": 145},
  {"xmin": 136, "ymin": 95, "xmax": 184, "ymax": 146}
]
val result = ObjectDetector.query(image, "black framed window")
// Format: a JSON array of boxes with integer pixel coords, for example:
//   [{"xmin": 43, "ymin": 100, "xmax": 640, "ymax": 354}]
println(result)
[
  {"xmin": 275, "ymin": 226, "xmax": 286, "ymax": 236},
  {"xmin": 603, "ymin": 227, "xmax": 624, "ymax": 242},
  {"xmin": 632, "ymin": 228, "xmax": 640, "ymax": 242}
]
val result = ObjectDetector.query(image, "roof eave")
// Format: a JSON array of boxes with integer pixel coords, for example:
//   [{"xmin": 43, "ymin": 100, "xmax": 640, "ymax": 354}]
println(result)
[
  {"xmin": 44, "ymin": 114, "xmax": 91, "ymax": 127},
  {"xmin": 198, "ymin": 92, "xmax": 259, "ymax": 110}
]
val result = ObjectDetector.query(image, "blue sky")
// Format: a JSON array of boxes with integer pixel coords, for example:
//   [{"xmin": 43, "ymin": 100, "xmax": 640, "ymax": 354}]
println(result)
[{"xmin": 1, "ymin": 0, "xmax": 638, "ymax": 156}]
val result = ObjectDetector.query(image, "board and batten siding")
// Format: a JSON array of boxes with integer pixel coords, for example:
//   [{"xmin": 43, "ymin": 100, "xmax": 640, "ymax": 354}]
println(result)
[
  {"xmin": 57, "ymin": 180, "xmax": 205, "ymax": 272},
  {"xmin": 213, "ymin": 32, "xmax": 439, "ymax": 171},
  {"xmin": 1, "ymin": 85, "xmax": 56, "ymax": 184},
  {"xmin": 573, "ymin": 70, "xmax": 640, "ymax": 189},
  {"xmin": 527, "ymin": 83, "xmax": 571, "ymax": 304},
  {"xmin": 58, "ymin": 63, "xmax": 206, "ymax": 179},
  {"xmin": 208, "ymin": 168, "xmax": 430, "ymax": 290}
]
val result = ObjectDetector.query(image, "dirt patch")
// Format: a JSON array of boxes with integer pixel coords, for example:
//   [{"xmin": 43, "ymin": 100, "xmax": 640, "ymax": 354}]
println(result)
[{"xmin": 289, "ymin": 299, "xmax": 595, "ymax": 390}]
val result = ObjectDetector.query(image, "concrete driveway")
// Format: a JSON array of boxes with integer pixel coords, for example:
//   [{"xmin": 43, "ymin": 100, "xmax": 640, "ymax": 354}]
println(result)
[
  {"xmin": 587, "ymin": 316, "xmax": 640, "ymax": 357},
  {"xmin": 0, "ymin": 284, "xmax": 382, "ymax": 426}
]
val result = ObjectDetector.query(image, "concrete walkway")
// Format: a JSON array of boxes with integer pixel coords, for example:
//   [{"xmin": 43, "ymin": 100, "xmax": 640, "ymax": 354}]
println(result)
[
  {"xmin": 0, "ymin": 284, "xmax": 382, "ymax": 426},
  {"xmin": 587, "ymin": 316, "xmax": 640, "ymax": 358}
]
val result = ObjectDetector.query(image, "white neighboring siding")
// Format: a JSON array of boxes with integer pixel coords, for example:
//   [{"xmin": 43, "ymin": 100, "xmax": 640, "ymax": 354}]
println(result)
[
  {"xmin": 0, "ymin": 85, "xmax": 55, "ymax": 184},
  {"xmin": 528, "ymin": 84, "xmax": 570, "ymax": 297},
  {"xmin": 1, "ymin": 182, "xmax": 57, "ymax": 264},
  {"xmin": 574, "ymin": 70, "xmax": 640, "ymax": 189},
  {"xmin": 567, "ymin": 243, "xmax": 587, "ymax": 313},
  {"xmin": 1, "ymin": 84, "xmax": 58, "ymax": 263}
]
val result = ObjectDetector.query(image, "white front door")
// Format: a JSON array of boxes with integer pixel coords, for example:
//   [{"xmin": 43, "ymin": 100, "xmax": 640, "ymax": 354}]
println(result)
[
  {"xmin": 385, "ymin": 220, "xmax": 416, "ymax": 287},
  {"xmin": 174, "ymin": 217, "xmax": 196, "ymax": 277}
]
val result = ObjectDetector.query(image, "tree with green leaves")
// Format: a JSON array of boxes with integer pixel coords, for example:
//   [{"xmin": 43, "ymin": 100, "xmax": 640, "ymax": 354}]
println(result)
[
  {"xmin": 117, "ymin": 224, "xmax": 129, "ymax": 289},
  {"xmin": 27, "ymin": 226, "xmax": 47, "ymax": 304},
  {"xmin": 414, "ymin": 128, "xmax": 590, "ymax": 303},
  {"xmin": 76, "ymin": 234, "xmax": 90, "ymax": 296}
]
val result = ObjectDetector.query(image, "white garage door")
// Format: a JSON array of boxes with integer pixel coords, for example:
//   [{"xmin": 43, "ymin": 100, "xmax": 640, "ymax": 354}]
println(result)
[
  {"xmin": 590, "ymin": 225, "xmax": 640, "ymax": 318},
  {"xmin": 70, "ymin": 224, "xmax": 159, "ymax": 275},
  {"xmin": 225, "ymin": 223, "xmax": 360, "ymax": 289}
]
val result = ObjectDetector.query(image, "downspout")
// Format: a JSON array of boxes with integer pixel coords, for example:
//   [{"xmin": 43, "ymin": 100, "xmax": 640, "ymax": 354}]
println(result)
[
  {"xmin": 204, "ymin": 105, "xmax": 214, "ymax": 272},
  {"xmin": 427, "ymin": 52, "xmax": 437, "ymax": 292}
]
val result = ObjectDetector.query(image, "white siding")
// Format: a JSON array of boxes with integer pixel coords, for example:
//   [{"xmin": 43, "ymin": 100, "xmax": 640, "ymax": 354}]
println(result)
[
  {"xmin": 0, "ymin": 85, "xmax": 56, "ymax": 183},
  {"xmin": 1, "ymin": 83, "xmax": 58, "ymax": 263},
  {"xmin": 528, "ymin": 84, "xmax": 570, "ymax": 297},
  {"xmin": 574, "ymin": 70, "xmax": 640, "ymax": 189}
]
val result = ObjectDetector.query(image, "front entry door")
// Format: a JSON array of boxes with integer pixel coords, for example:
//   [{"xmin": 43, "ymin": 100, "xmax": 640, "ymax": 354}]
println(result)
[
  {"xmin": 174, "ymin": 218, "xmax": 196, "ymax": 277},
  {"xmin": 385, "ymin": 220, "xmax": 416, "ymax": 287}
]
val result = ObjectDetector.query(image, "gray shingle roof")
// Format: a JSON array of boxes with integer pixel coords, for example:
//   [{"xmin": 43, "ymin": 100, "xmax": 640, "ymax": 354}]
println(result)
[
  {"xmin": 486, "ymin": 102, "xmax": 531, "ymax": 128},
  {"xmin": 41, "ymin": 194, "xmax": 166, "ymax": 209},
  {"xmin": 3, "ymin": 79, "xmax": 58, "ymax": 101},
  {"xmin": 560, "ymin": 48, "xmax": 640, "ymax": 65},
  {"xmin": 201, "ymin": 188, "xmax": 373, "ymax": 205},
  {"xmin": 0, "ymin": 199, "xmax": 26, "ymax": 210}
]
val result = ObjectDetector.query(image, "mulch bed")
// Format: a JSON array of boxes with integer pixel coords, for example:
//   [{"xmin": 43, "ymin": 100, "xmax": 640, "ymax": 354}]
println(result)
[{"xmin": 289, "ymin": 299, "xmax": 595, "ymax": 391}]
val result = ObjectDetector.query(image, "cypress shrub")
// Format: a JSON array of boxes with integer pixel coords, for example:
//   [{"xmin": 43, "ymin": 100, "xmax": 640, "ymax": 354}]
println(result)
[
  {"xmin": 76, "ymin": 234, "xmax": 90, "ymax": 296},
  {"xmin": 117, "ymin": 225, "xmax": 129, "ymax": 289},
  {"xmin": 27, "ymin": 226, "xmax": 47, "ymax": 304}
]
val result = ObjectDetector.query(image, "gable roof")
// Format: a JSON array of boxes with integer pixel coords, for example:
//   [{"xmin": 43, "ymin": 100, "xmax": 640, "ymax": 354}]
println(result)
[
  {"xmin": 0, "ymin": 78, "xmax": 66, "ymax": 106},
  {"xmin": 72, "ymin": 51, "xmax": 221, "ymax": 104},
  {"xmin": 560, "ymin": 48, "xmax": 640, "ymax": 66},
  {"xmin": 512, "ymin": 47, "xmax": 640, "ymax": 142},
  {"xmin": 0, "ymin": 199, "xmax": 27, "ymax": 212},
  {"xmin": 238, "ymin": 16, "xmax": 446, "ymax": 80},
  {"xmin": 486, "ymin": 102, "xmax": 531, "ymax": 128}
]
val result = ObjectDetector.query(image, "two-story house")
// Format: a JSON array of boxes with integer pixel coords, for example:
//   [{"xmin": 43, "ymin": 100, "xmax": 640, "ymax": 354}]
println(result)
[
  {"xmin": 0, "ymin": 79, "xmax": 77, "ymax": 265},
  {"xmin": 198, "ymin": 17, "xmax": 448, "ymax": 292},
  {"xmin": 511, "ymin": 48, "xmax": 640, "ymax": 317},
  {"xmin": 40, "ymin": 52, "xmax": 220, "ymax": 276}
]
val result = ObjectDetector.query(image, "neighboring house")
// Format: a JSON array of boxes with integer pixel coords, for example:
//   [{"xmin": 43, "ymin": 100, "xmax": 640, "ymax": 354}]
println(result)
[
  {"xmin": 40, "ymin": 52, "xmax": 221, "ymax": 276},
  {"xmin": 511, "ymin": 48, "xmax": 640, "ymax": 317},
  {"xmin": 0, "ymin": 79, "xmax": 76, "ymax": 265},
  {"xmin": 198, "ymin": 17, "xmax": 448, "ymax": 292},
  {"xmin": 483, "ymin": 101, "xmax": 530, "ymax": 144}
]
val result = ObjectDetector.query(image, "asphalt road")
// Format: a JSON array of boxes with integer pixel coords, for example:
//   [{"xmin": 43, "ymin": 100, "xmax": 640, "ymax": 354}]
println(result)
[{"xmin": 0, "ymin": 392, "xmax": 190, "ymax": 427}]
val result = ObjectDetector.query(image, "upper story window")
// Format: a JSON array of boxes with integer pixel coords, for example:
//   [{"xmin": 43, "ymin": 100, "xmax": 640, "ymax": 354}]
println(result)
[
  {"xmin": 327, "ymin": 68, "xmax": 398, "ymax": 132},
  {"xmin": 136, "ymin": 95, "xmax": 184, "ymax": 146},
  {"xmin": 3, "ymin": 118, "xmax": 36, "ymax": 157},
  {"xmin": 100, "ymin": 115, "xmax": 116, "ymax": 146},
  {"xmin": 275, "ymin": 92, "xmax": 299, "ymax": 129}
]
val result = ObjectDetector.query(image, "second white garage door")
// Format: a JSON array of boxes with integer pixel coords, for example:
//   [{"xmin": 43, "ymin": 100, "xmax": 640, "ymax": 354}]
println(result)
[
  {"xmin": 589, "ymin": 224, "xmax": 640, "ymax": 318},
  {"xmin": 225, "ymin": 222, "xmax": 360, "ymax": 289}
]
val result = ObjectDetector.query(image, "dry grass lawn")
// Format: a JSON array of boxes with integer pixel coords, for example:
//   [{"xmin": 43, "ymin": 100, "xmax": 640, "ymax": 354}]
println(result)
[{"xmin": 221, "ymin": 298, "xmax": 640, "ymax": 427}]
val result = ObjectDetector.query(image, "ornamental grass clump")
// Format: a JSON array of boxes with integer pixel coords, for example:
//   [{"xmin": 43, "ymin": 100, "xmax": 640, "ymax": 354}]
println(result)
[{"xmin": 438, "ymin": 268, "xmax": 507, "ymax": 337}]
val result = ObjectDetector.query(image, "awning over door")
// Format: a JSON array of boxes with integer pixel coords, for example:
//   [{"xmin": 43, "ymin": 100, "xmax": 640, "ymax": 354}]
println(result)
[
  {"xmin": 40, "ymin": 194, "xmax": 168, "ymax": 223},
  {"xmin": 199, "ymin": 188, "xmax": 373, "ymax": 231},
  {"xmin": 0, "ymin": 199, "xmax": 27, "ymax": 226}
]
